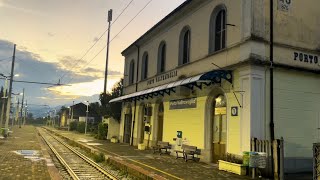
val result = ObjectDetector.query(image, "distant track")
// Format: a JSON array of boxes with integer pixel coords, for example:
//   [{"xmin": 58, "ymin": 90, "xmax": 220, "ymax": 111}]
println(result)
[{"xmin": 38, "ymin": 128, "xmax": 118, "ymax": 180}]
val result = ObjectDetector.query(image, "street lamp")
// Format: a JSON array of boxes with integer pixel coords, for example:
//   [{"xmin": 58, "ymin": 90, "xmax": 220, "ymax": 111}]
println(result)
[
  {"xmin": 67, "ymin": 106, "xmax": 71, "ymax": 131},
  {"xmin": 84, "ymin": 101, "xmax": 89, "ymax": 134}
]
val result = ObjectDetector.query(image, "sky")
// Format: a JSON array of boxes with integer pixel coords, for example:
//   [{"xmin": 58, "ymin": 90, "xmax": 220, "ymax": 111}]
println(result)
[{"xmin": 0, "ymin": 0, "xmax": 185, "ymax": 116}]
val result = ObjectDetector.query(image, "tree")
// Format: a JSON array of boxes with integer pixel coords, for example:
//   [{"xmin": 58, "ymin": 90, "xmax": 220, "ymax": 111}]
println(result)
[{"xmin": 99, "ymin": 78, "xmax": 123, "ymax": 121}]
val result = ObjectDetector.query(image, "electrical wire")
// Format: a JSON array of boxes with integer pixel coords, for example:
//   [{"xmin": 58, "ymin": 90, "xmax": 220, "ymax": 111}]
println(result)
[
  {"xmin": 59, "ymin": 0, "xmax": 135, "ymax": 81},
  {"xmin": 0, "ymin": 57, "xmax": 11, "ymax": 61},
  {"xmin": 65, "ymin": 0, "xmax": 154, "ymax": 85}
]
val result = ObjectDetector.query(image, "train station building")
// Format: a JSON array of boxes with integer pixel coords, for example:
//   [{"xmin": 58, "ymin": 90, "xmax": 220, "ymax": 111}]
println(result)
[{"xmin": 110, "ymin": 0, "xmax": 320, "ymax": 173}]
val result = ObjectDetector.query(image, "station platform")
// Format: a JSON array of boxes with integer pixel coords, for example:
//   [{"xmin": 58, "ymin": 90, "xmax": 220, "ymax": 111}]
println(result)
[
  {"xmin": 47, "ymin": 127, "xmax": 253, "ymax": 180},
  {"xmin": 0, "ymin": 125, "xmax": 55, "ymax": 180}
]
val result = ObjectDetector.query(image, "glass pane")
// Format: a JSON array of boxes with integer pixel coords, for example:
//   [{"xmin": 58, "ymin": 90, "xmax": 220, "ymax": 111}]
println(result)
[
  {"xmin": 215, "ymin": 32, "xmax": 221, "ymax": 51},
  {"xmin": 161, "ymin": 45, "xmax": 166, "ymax": 72},
  {"xmin": 183, "ymin": 30, "xmax": 190, "ymax": 64}
]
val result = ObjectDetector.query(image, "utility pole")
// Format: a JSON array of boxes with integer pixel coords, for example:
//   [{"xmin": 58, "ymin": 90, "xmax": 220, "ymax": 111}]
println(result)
[
  {"xmin": 71, "ymin": 101, "xmax": 74, "ymax": 126},
  {"xmin": 4, "ymin": 44, "xmax": 16, "ymax": 136},
  {"xmin": 0, "ymin": 79, "xmax": 8, "ymax": 129},
  {"xmin": 103, "ymin": 9, "xmax": 113, "ymax": 94},
  {"xmin": 19, "ymin": 88, "xmax": 24, "ymax": 128},
  {"xmin": 14, "ymin": 98, "xmax": 19, "ymax": 128},
  {"xmin": 85, "ymin": 101, "xmax": 89, "ymax": 134},
  {"xmin": 23, "ymin": 100, "xmax": 27, "ymax": 126}
]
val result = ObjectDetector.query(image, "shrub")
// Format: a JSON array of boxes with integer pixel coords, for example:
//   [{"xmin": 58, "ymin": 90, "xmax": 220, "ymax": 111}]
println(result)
[
  {"xmin": 69, "ymin": 121, "xmax": 78, "ymax": 131},
  {"xmin": 96, "ymin": 123, "xmax": 108, "ymax": 140},
  {"xmin": 77, "ymin": 122, "xmax": 85, "ymax": 133},
  {"xmin": 93, "ymin": 152, "xmax": 105, "ymax": 163}
]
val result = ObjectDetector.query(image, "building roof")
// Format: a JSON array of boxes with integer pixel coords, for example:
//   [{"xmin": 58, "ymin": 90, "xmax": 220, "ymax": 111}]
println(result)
[{"xmin": 121, "ymin": 0, "xmax": 193, "ymax": 55}]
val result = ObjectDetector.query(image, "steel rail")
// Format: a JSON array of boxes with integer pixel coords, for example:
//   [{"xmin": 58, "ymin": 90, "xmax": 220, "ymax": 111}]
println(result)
[
  {"xmin": 39, "ymin": 128, "xmax": 118, "ymax": 180},
  {"xmin": 39, "ymin": 129, "xmax": 80, "ymax": 180}
]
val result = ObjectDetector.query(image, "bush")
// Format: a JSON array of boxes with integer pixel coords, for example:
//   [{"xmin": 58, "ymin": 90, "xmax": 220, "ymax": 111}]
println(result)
[
  {"xmin": 96, "ymin": 123, "xmax": 108, "ymax": 140},
  {"xmin": 93, "ymin": 152, "xmax": 105, "ymax": 163},
  {"xmin": 77, "ymin": 122, "xmax": 85, "ymax": 133},
  {"xmin": 69, "ymin": 121, "xmax": 78, "ymax": 131}
]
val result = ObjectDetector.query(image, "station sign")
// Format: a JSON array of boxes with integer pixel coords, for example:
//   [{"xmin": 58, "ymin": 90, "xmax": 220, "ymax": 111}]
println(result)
[
  {"xmin": 147, "ymin": 70, "xmax": 178, "ymax": 86},
  {"xmin": 169, "ymin": 98, "xmax": 197, "ymax": 110}
]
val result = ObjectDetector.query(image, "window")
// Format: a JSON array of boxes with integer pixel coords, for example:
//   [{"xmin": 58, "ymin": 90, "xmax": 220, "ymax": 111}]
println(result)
[
  {"xmin": 158, "ymin": 42, "xmax": 166, "ymax": 73},
  {"xmin": 141, "ymin": 52, "xmax": 148, "ymax": 80},
  {"xmin": 209, "ymin": 5, "xmax": 227, "ymax": 53},
  {"xmin": 129, "ymin": 60, "xmax": 135, "ymax": 85},
  {"xmin": 179, "ymin": 26, "xmax": 191, "ymax": 65}
]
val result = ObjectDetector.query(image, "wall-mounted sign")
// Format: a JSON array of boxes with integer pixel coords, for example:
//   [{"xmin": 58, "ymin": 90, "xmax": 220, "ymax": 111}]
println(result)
[
  {"xmin": 231, "ymin": 106, "xmax": 238, "ymax": 116},
  {"xmin": 169, "ymin": 98, "xmax": 197, "ymax": 110},
  {"xmin": 147, "ymin": 70, "xmax": 178, "ymax": 86},
  {"xmin": 278, "ymin": 0, "xmax": 291, "ymax": 12},
  {"xmin": 293, "ymin": 52, "xmax": 319, "ymax": 66},
  {"xmin": 215, "ymin": 107, "xmax": 226, "ymax": 115}
]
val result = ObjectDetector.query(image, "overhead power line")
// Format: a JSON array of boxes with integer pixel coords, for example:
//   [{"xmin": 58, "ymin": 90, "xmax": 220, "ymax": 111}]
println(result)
[
  {"xmin": 65, "ymin": 0, "xmax": 154, "ymax": 85},
  {"xmin": 0, "ymin": 57, "xmax": 11, "ymax": 61},
  {"xmin": 59, "ymin": 0, "xmax": 135, "ymax": 81},
  {"xmin": 0, "ymin": 77, "xmax": 69, "ymax": 86}
]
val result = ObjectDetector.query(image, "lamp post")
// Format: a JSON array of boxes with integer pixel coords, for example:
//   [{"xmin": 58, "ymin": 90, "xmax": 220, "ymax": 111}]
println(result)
[
  {"xmin": 84, "ymin": 101, "xmax": 89, "ymax": 134},
  {"xmin": 67, "ymin": 106, "xmax": 71, "ymax": 131}
]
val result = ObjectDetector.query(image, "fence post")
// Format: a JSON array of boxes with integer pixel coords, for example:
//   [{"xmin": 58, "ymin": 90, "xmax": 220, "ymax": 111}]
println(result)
[{"xmin": 273, "ymin": 140, "xmax": 279, "ymax": 180}]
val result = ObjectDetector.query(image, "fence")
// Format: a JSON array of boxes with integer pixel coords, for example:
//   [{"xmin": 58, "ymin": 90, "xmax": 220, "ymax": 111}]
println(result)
[
  {"xmin": 313, "ymin": 143, "xmax": 320, "ymax": 180},
  {"xmin": 251, "ymin": 137, "xmax": 284, "ymax": 180}
]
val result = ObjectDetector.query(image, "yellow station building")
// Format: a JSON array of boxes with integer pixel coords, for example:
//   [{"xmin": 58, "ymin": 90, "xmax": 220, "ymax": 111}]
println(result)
[{"xmin": 110, "ymin": 0, "xmax": 320, "ymax": 173}]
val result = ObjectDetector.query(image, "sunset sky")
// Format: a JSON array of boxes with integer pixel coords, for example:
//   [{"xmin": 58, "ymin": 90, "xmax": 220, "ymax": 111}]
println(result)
[{"xmin": 0, "ymin": 0, "xmax": 185, "ymax": 116}]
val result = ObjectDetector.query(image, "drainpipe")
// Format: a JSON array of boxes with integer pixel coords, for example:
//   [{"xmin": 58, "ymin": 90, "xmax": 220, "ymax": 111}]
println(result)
[
  {"xmin": 131, "ymin": 44, "xmax": 140, "ymax": 146},
  {"xmin": 270, "ymin": 0, "xmax": 276, "ymax": 177},
  {"xmin": 269, "ymin": 0, "xmax": 275, "ymax": 141}
]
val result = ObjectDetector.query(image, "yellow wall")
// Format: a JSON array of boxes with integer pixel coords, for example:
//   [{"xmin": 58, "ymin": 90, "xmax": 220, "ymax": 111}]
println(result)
[{"xmin": 162, "ymin": 96, "xmax": 206, "ymax": 148}]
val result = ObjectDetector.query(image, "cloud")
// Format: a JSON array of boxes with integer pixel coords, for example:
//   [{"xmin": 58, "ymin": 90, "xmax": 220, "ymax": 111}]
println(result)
[
  {"xmin": 47, "ymin": 32, "xmax": 55, "ymax": 37},
  {"xmin": 0, "ymin": 39, "xmax": 121, "ymax": 109},
  {"xmin": 0, "ymin": 0, "xmax": 44, "ymax": 16}
]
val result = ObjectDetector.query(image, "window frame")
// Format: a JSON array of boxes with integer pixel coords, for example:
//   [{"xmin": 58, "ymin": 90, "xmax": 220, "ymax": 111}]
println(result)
[
  {"xmin": 157, "ymin": 41, "xmax": 166, "ymax": 74},
  {"xmin": 129, "ymin": 60, "xmax": 135, "ymax": 85},
  {"xmin": 178, "ymin": 26, "xmax": 191, "ymax": 66},
  {"xmin": 209, "ymin": 5, "xmax": 227, "ymax": 54},
  {"xmin": 141, "ymin": 52, "xmax": 149, "ymax": 80}
]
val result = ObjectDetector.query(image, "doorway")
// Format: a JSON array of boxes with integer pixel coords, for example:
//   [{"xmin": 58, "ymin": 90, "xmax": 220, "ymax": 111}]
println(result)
[
  {"xmin": 124, "ymin": 114, "xmax": 132, "ymax": 144},
  {"xmin": 212, "ymin": 95, "xmax": 227, "ymax": 163},
  {"xmin": 157, "ymin": 102, "xmax": 164, "ymax": 141}
]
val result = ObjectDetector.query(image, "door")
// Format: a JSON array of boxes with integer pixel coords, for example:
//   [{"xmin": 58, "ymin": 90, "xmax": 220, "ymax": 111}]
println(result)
[
  {"xmin": 157, "ymin": 102, "xmax": 164, "ymax": 141},
  {"xmin": 212, "ymin": 95, "xmax": 227, "ymax": 163},
  {"xmin": 124, "ymin": 114, "xmax": 132, "ymax": 143}
]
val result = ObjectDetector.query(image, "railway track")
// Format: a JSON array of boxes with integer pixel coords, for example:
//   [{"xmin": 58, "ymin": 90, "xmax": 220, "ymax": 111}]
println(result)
[{"xmin": 38, "ymin": 128, "xmax": 118, "ymax": 180}]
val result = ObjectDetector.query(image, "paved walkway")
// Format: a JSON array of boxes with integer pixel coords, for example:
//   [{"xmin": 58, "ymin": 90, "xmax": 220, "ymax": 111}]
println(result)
[
  {"xmin": 0, "ymin": 125, "xmax": 52, "ymax": 180},
  {"xmin": 48, "ymin": 127, "xmax": 254, "ymax": 180}
]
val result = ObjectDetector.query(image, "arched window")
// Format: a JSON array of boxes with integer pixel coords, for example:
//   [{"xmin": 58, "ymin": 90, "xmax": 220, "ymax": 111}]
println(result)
[
  {"xmin": 209, "ymin": 5, "xmax": 227, "ymax": 53},
  {"xmin": 129, "ymin": 60, "xmax": 135, "ymax": 85},
  {"xmin": 157, "ymin": 41, "xmax": 166, "ymax": 73},
  {"xmin": 179, "ymin": 26, "xmax": 191, "ymax": 65},
  {"xmin": 141, "ymin": 52, "xmax": 149, "ymax": 80}
]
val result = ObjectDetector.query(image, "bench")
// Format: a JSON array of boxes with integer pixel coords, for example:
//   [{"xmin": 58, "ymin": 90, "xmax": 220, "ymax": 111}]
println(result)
[
  {"xmin": 175, "ymin": 144, "xmax": 201, "ymax": 162},
  {"xmin": 152, "ymin": 141, "xmax": 171, "ymax": 155}
]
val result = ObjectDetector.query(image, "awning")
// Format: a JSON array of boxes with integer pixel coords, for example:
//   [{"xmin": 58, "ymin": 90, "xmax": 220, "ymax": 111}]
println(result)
[{"xmin": 109, "ymin": 70, "xmax": 232, "ymax": 103}]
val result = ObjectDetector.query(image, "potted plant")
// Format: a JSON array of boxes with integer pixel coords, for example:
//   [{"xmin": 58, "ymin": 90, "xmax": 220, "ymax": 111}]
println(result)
[
  {"xmin": 111, "ymin": 136, "xmax": 118, "ymax": 143},
  {"xmin": 218, "ymin": 153, "xmax": 247, "ymax": 176}
]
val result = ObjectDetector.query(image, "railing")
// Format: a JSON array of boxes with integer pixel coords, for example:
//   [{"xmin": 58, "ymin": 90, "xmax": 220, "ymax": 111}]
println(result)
[
  {"xmin": 251, "ymin": 137, "xmax": 284, "ymax": 180},
  {"xmin": 313, "ymin": 143, "xmax": 320, "ymax": 180}
]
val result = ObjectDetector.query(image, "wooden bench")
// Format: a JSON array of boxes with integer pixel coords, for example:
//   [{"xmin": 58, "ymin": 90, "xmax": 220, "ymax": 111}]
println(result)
[
  {"xmin": 152, "ymin": 141, "xmax": 171, "ymax": 155},
  {"xmin": 175, "ymin": 144, "xmax": 201, "ymax": 162}
]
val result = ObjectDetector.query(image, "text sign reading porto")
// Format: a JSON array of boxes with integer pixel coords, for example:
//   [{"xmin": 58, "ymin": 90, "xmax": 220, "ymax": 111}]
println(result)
[
  {"xmin": 147, "ymin": 70, "xmax": 178, "ymax": 86},
  {"xmin": 294, "ymin": 52, "xmax": 319, "ymax": 66},
  {"xmin": 278, "ymin": 0, "xmax": 291, "ymax": 12},
  {"xmin": 169, "ymin": 98, "xmax": 197, "ymax": 110}
]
